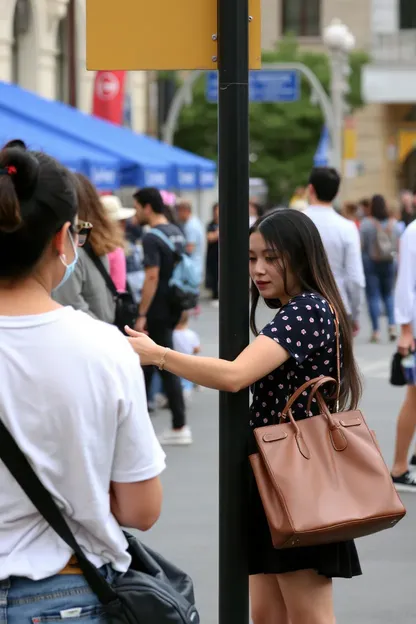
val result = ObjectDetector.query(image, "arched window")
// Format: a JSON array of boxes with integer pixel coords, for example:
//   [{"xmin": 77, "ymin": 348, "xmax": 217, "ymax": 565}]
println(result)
[
  {"xmin": 56, "ymin": 0, "xmax": 77, "ymax": 106},
  {"xmin": 12, "ymin": 0, "xmax": 32, "ymax": 84},
  {"xmin": 282, "ymin": 0, "xmax": 320, "ymax": 37}
]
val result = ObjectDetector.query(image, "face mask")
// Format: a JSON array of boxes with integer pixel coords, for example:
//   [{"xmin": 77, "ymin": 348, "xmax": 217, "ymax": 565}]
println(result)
[{"xmin": 53, "ymin": 231, "xmax": 78, "ymax": 291}]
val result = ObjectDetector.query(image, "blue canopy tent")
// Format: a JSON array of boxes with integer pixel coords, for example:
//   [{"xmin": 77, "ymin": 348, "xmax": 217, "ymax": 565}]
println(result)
[
  {"xmin": 0, "ymin": 82, "xmax": 216, "ymax": 190},
  {"xmin": 0, "ymin": 108, "xmax": 124, "ymax": 191},
  {"xmin": 313, "ymin": 125, "xmax": 331, "ymax": 167}
]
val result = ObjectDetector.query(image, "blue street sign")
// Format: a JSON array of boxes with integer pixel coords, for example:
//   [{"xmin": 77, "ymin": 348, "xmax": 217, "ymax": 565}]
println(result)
[{"xmin": 206, "ymin": 70, "xmax": 300, "ymax": 103}]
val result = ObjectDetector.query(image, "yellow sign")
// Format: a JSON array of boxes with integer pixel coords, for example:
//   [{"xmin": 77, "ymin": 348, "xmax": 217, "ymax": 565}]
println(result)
[
  {"xmin": 398, "ymin": 129, "xmax": 416, "ymax": 163},
  {"xmin": 86, "ymin": 0, "xmax": 261, "ymax": 71},
  {"xmin": 343, "ymin": 116, "xmax": 357, "ymax": 161}
]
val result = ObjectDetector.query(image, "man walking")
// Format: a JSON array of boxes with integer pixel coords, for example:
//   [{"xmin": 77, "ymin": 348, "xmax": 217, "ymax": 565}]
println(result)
[
  {"xmin": 305, "ymin": 167, "xmax": 365, "ymax": 333},
  {"xmin": 133, "ymin": 188, "xmax": 191, "ymax": 446},
  {"xmin": 176, "ymin": 199, "xmax": 204, "ymax": 284}
]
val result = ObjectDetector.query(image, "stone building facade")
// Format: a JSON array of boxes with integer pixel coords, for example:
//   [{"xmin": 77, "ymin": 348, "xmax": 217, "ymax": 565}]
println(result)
[{"xmin": 261, "ymin": 0, "xmax": 416, "ymax": 203}]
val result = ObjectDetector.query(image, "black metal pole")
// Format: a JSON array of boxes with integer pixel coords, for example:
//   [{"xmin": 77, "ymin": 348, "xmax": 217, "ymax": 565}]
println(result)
[{"xmin": 217, "ymin": 0, "xmax": 250, "ymax": 623}]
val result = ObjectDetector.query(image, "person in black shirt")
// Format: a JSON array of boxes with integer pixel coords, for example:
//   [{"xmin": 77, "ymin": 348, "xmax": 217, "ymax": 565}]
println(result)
[{"xmin": 133, "ymin": 188, "xmax": 191, "ymax": 446}]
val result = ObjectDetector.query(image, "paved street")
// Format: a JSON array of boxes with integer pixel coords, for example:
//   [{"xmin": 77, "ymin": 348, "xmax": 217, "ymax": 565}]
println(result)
[{"xmin": 137, "ymin": 300, "xmax": 416, "ymax": 623}]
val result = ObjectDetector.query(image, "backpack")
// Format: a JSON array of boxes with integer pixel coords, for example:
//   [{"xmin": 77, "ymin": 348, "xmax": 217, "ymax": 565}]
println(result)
[
  {"xmin": 371, "ymin": 219, "xmax": 396, "ymax": 261},
  {"xmin": 150, "ymin": 228, "xmax": 200, "ymax": 311}
]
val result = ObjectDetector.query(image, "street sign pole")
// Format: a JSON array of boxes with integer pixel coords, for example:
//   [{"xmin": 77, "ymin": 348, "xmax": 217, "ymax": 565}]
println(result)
[{"xmin": 218, "ymin": 0, "xmax": 250, "ymax": 623}]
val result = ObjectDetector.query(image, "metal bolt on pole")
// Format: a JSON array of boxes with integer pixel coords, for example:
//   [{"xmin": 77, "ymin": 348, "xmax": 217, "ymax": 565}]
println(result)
[{"xmin": 217, "ymin": 0, "xmax": 250, "ymax": 623}]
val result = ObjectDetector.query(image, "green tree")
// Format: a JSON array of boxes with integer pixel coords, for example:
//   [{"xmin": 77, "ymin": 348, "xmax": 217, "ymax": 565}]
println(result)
[{"xmin": 173, "ymin": 39, "xmax": 368, "ymax": 203}]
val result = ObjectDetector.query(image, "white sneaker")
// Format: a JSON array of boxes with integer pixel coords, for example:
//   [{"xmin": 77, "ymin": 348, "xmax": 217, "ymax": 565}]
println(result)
[
  {"xmin": 154, "ymin": 393, "xmax": 168, "ymax": 409},
  {"xmin": 211, "ymin": 300, "xmax": 219, "ymax": 308},
  {"xmin": 158, "ymin": 426, "xmax": 193, "ymax": 446}
]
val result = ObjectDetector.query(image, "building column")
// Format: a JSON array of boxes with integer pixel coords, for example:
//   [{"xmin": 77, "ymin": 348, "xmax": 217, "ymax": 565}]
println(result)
[
  {"xmin": 38, "ymin": 0, "xmax": 70, "ymax": 100},
  {"xmin": 0, "ymin": 36, "xmax": 13, "ymax": 82}
]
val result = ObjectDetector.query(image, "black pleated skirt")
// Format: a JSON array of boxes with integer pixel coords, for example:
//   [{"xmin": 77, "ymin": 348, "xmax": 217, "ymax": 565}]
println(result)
[{"xmin": 248, "ymin": 470, "xmax": 362, "ymax": 578}]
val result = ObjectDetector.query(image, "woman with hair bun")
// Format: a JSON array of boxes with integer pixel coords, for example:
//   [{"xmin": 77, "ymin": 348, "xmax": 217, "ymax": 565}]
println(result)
[{"xmin": 0, "ymin": 149, "xmax": 165, "ymax": 621}]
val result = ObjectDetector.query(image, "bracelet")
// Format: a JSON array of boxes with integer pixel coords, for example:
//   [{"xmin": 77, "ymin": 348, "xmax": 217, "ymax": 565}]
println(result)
[{"xmin": 158, "ymin": 348, "xmax": 170, "ymax": 371}]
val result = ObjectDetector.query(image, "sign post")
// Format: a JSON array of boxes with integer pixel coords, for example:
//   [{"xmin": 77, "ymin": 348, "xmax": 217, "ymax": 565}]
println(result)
[{"xmin": 217, "ymin": 1, "xmax": 250, "ymax": 622}]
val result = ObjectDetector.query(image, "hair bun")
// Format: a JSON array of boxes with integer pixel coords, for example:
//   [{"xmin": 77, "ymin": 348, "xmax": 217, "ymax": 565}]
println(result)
[{"xmin": 1, "ymin": 148, "xmax": 39, "ymax": 202}]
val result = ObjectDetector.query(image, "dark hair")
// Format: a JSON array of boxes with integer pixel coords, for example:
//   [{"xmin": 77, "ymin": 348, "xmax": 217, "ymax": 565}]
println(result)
[
  {"xmin": 308, "ymin": 167, "xmax": 341, "ymax": 203},
  {"xmin": 0, "ymin": 148, "xmax": 77, "ymax": 280},
  {"xmin": 2, "ymin": 139, "xmax": 27, "ymax": 150},
  {"xmin": 359, "ymin": 198, "xmax": 370, "ymax": 209},
  {"xmin": 370, "ymin": 194, "xmax": 388, "ymax": 221},
  {"xmin": 133, "ymin": 187, "xmax": 165, "ymax": 214},
  {"xmin": 250, "ymin": 209, "xmax": 361, "ymax": 412}
]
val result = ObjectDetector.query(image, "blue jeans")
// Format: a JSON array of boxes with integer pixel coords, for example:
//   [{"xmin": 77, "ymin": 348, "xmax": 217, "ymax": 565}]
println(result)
[
  {"xmin": 1, "ymin": 565, "xmax": 117, "ymax": 623},
  {"xmin": 364, "ymin": 257, "xmax": 395, "ymax": 332}
]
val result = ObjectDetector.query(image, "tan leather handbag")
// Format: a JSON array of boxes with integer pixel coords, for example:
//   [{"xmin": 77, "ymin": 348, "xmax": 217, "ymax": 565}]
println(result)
[{"xmin": 249, "ymin": 308, "xmax": 406, "ymax": 550}]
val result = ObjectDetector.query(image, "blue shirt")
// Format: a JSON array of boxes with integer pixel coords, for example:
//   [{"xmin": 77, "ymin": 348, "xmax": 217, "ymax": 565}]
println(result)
[{"xmin": 183, "ymin": 215, "xmax": 204, "ymax": 282}]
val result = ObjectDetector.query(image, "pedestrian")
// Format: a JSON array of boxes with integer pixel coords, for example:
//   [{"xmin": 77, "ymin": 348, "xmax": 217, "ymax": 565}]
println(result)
[
  {"xmin": 342, "ymin": 202, "xmax": 360, "ymax": 228},
  {"xmin": 177, "ymin": 199, "xmax": 204, "ymax": 283},
  {"xmin": 133, "ymin": 187, "xmax": 191, "ymax": 446},
  {"xmin": 399, "ymin": 189, "xmax": 415, "ymax": 229},
  {"xmin": 173, "ymin": 310, "xmax": 201, "ymax": 401},
  {"xmin": 249, "ymin": 200, "xmax": 264, "ymax": 226},
  {"xmin": 205, "ymin": 202, "xmax": 219, "ymax": 306},
  {"xmin": 390, "ymin": 217, "xmax": 416, "ymax": 491},
  {"xmin": 360, "ymin": 194, "xmax": 399, "ymax": 343},
  {"xmin": 305, "ymin": 167, "xmax": 365, "ymax": 337},
  {"xmin": 100, "ymin": 195, "xmax": 136, "ymax": 293},
  {"xmin": 53, "ymin": 173, "xmax": 125, "ymax": 323},
  {"xmin": 0, "ymin": 147, "xmax": 165, "ymax": 620},
  {"xmin": 127, "ymin": 208, "xmax": 362, "ymax": 624}
]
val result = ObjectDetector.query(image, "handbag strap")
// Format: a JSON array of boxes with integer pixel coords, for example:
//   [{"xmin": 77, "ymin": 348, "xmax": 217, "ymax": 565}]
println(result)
[
  {"xmin": 150, "ymin": 227, "xmax": 176, "ymax": 252},
  {"xmin": 281, "ymin": 376, "xmax": 337, "ymax": 419},
  {"xmin": 84, "ymin": 244, "xmax": 118, "ymax": 298},
  {"xmin": 0, "ymin": 417, "xmax": 117, "ymax": 604}
]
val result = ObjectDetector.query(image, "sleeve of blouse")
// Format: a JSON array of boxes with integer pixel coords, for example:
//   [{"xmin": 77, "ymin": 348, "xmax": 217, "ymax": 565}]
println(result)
[
  {"xmin": 260, "ymin": 298, "xmax": 333, "ymax": 364},
  {"xmin": 108, "ymin": 247, "xmax": 127, "ymax": 293},
  {"xmin": 395, "ymin": 224, "xmax": 416, "ymax": 326}
]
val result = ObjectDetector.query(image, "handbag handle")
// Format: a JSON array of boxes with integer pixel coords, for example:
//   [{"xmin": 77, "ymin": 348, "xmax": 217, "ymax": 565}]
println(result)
[
  {"xmin": 281, "ymin": 387, "xmax": 348, "ymax": 457},
  {"xmin": 306, "ymin": 377, "xmax": 338, "ymax": 415},
  {"xmin": 281, "ymin": 376, "xmax": 337, "ymax": 420}
]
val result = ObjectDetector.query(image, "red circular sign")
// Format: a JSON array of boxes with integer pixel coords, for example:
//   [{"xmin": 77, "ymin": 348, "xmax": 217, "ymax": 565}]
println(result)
[{"xmin": 95, "ymin": 72, "xmax": 120, "ymax": 101}]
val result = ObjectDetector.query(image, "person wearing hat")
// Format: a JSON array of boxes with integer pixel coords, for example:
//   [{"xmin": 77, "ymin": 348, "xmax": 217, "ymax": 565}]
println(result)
[{"xmin": 100, "ymin": 195, "xmax": 135, "ymax": 293}]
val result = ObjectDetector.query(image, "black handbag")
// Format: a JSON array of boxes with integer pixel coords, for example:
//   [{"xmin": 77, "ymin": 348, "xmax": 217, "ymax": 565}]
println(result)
[
  {"xmin": 390, "ymin": 352, "xmax": 407, "ymax": 386},
  {"xmin": 0, "ymin": 418, "xmax": 200, "ymax": 624},
  {"xmin": 84, "ymin": 244, "xmax": 138, "ymax": 334}
]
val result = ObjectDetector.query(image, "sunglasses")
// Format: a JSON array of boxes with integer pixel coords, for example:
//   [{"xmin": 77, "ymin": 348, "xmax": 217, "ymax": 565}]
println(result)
[{"xmin": 73, "ymin": 221, "xmax": 93, "ymax": 247}]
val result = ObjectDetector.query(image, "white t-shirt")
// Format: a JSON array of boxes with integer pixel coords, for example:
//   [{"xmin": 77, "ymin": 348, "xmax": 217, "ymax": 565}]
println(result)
[
  {"xmin": 173, "ymin": 327, "xmax": 200, "ymax": 356},
  {"xmin": 0, "ymin": 307, "xmax": 165, "ymax": 581},
  {"xmin": 304, "ymin": 205, "xmax": 365, "ymax": 320}
]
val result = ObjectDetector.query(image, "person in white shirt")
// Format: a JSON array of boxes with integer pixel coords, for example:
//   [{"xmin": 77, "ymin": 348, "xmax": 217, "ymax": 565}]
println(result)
[
  {"xmin": 305, "ymin": 168, "xmax": 365, "ymax": 335},
  {"xmin": 0, "ymin": 147, "xmax": 165, "ymax": 621},
  {"xmin": 391, "ymin": 219, "xmax": 416, "ymax": 491},
  {"xmin": 173, "ymin": 311, "xmax": 201, "ymax": 399}
]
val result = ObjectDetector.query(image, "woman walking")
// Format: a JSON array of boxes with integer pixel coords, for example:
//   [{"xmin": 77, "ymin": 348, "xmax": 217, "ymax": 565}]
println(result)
[
  {"xmin": 128, "ymin": 209, "xmax": 362, "ymax": 624},
  {"xmin": 360, "ymin": 194, "xmax": 399, "ymax": 342},
  {"xmin": 54, "ymin": 174, "xmax": 126, "ymax": 323},
  {"xmin": 205, "ymin": 202, "xmax": 219, "ymax": 306},
  {"xmin": 0, "ymin": 148, "xmax": 165, "ymax": 621}
]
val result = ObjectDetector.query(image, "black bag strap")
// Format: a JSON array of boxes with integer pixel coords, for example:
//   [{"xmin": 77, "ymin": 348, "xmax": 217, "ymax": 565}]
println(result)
[
  {"xmin": 84, "ymin": 243, "xmax": 118, "ymax": 298},
  {"xmin": 0, "ymin": 417, "xmax": 117, "ymax": 604}
]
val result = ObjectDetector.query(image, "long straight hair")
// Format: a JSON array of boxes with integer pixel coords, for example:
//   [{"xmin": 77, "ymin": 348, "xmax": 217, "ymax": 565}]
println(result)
[{"xmin": 250, "ymin": 209, "xmax": 362, "ymax": 411}]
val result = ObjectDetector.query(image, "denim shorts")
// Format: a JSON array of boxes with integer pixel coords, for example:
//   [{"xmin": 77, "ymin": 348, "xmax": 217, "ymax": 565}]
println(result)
[{"xmin": 0, "ymin": 565, "xmax": 118, "ymax": 623}]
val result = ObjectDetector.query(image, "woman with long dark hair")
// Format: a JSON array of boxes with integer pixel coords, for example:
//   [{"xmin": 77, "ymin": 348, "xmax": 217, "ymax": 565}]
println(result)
[
  {"xmin": 360, "ymin": 194, "xmax": 400, "ymax": 342},
  {"xmin": 127, "ymin": 209, "xmax": 362, "ymax": 623}
]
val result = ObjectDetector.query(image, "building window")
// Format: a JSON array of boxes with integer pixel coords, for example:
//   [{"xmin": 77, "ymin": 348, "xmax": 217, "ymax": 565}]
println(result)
[
  {"xmin": 400, "ymin": 0, "xmax": 416, "ymax": 29},
  {"xmin": 282, "ymin": 0, "xmax": 320, "ymax": 37}
]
